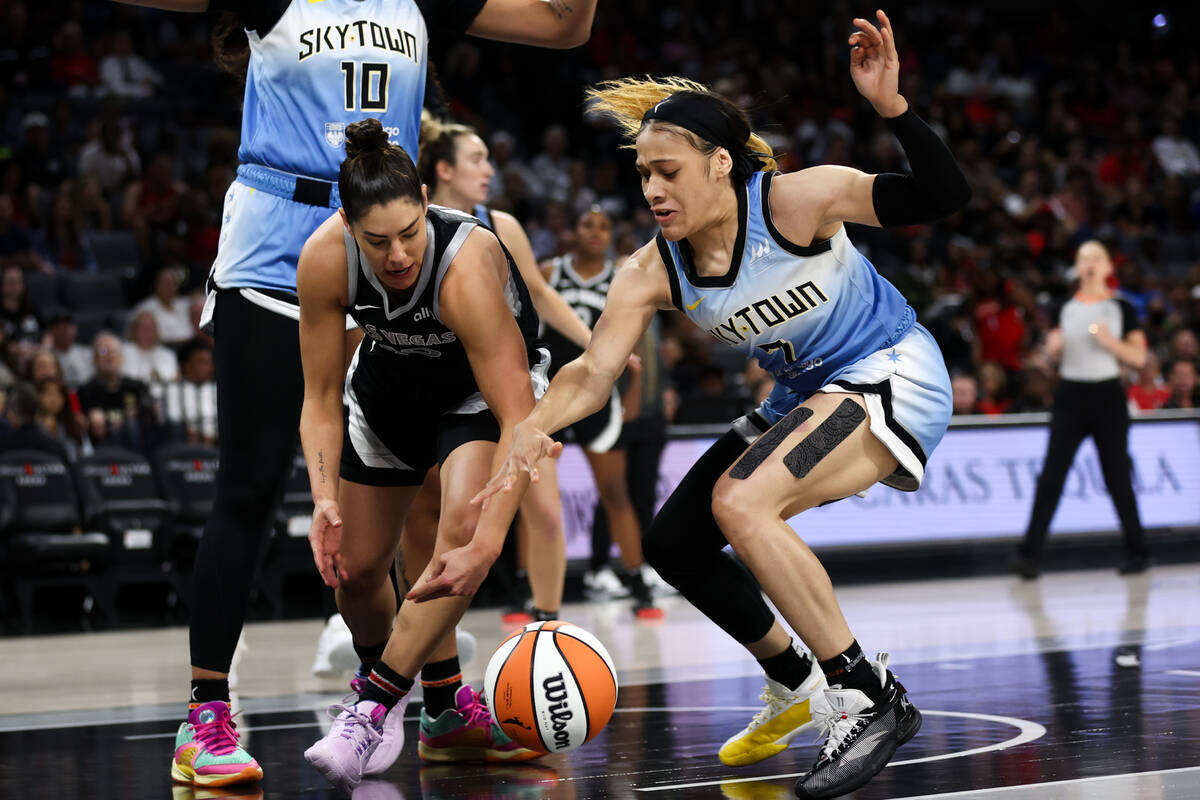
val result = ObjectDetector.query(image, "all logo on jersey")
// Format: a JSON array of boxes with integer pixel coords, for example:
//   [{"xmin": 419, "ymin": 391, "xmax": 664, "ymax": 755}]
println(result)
[
  {"xmin": 325, "ymin": 122, "xmax": 345, "ymax": 148},
  {"xmin": 708, "ymin": 281, "xmax": 829, "ymax": 346}
]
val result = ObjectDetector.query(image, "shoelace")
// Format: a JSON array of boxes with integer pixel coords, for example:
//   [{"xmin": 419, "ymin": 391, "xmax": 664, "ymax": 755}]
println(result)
[
  {"xmin": 193, "ymin": 709, "xmax": 242, "ymax": 757},
  {"xmin": 459, "ymin": 689, "xmax": 494, "ymax": 729},
  {"xmin": 813, "ymin": 704, "xmax": 869, "ymax": 762},
  {"xmin": 326, "ymin": 703, "xmax": 383, "ymax": 749},
  {"xmin": 748, "ymin": 685, "xmax": 793, "ymax": 729}
]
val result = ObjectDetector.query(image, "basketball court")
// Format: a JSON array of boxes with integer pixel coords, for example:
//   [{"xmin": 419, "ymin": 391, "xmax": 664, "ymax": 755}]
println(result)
[{"xmin": 3, "ymin": 564, "xmax": 1198, "ymax": 798}]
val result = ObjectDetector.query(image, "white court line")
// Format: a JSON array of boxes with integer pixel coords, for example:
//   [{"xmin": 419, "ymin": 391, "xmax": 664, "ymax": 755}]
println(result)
[
  {"xmin": 633, "ymin": 710, "xmax": 1046, "ymax": 793},
  {"xmin": 882, "ymin": 765, "xmax": 1200, "ymax": 799},
  {"xmin": 1166, "ymin": 669, "xmax": 1200, "ymax": 677}
]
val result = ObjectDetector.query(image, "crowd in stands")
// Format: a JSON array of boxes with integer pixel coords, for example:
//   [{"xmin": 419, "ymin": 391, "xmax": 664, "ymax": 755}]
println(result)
[{"xmin": 1, "ymin": 1, "xmax": 1199, "ymax": 465}]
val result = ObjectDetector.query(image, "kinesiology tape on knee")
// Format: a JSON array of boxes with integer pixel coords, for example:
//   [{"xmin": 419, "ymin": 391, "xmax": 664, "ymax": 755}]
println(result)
[
  {"xmin": 730, "ymin": 406, "xmax": 814, "ymax": 479},
  {"xmin": 782, "ymin": 399, "xmax": 866, "ymax": 479}
]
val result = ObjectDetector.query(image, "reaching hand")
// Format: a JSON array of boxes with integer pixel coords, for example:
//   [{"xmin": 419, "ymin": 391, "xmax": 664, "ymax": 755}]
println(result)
[
  {"xmin": 405, "ymin": 544, "xmax": 495, "ymax": 602},
  {"xmin": 309, "ymin": 498, "xmax": 344, "ymax": 588},
  {"xmin": 848, "ymin": 9, "xmax": 906, "ymax": 117},
  {"xmin": 471, "ymin": 421, "xmax": 563, "ymax": 508}
]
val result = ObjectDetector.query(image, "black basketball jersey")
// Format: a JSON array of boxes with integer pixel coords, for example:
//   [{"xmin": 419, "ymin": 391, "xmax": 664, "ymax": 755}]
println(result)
[
  {"xmin": 344, "ymin": 204, "xmax": 539, "ymax": 413},
  {"xmin": 541, "ymin": 253, "xmax": 616, "ymax": 375}
]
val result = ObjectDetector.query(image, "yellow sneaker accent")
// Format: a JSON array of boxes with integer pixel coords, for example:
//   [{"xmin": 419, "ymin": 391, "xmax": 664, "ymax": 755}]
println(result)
[{"xmin": 718, "ymin": 659, "xmax": 827, "ymax": 767}]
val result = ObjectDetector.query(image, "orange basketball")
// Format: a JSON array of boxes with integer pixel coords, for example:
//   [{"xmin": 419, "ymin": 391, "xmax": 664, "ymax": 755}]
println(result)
[{"xmin": 484, "ymin": 620, "xmax": 618, "ymax": 754}]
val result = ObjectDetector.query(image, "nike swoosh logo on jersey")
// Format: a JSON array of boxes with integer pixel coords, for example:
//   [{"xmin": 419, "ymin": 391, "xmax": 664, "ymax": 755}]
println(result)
[
  {"xmin": 354, "ymin": 304, "xmax": 381, "ymax": 310},
  {"xmin": 686, "ymin": 297, "xmax": 704, "ymax": 310}
]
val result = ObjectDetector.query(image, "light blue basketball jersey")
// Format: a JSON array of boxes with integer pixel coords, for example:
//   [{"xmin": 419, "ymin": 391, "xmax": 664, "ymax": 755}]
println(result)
[
  {"xmin": 658, "ymin": 171, "xmax": 916, "ymax": 398},
  {"xmin": 240, "ymin": 0, "xmax": 429, "ymax": 178}
]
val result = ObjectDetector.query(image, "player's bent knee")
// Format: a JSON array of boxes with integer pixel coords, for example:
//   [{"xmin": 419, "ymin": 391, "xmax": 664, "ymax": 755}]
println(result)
[
  {"xmin": 337, "ymin": 562, "xmax": 392, "ymax": 597},
  {"xmin": 710, "ymin": 481, "xmax": 760, "ymax": 546}
]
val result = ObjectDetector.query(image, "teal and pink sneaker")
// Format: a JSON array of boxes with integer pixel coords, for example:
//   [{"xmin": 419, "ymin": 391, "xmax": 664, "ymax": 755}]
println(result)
[
  {"xmin": 418, "ymin": 685, "xmax": 541, "ymax": 763},
  {"xmin": 170, "ymin": 701, "xmax": 263, "ymax": 787}
]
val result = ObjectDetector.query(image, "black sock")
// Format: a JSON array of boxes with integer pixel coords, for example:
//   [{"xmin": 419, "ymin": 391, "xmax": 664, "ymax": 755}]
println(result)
[
  {"xmin": 420, "ymin": 656, "xmax": 463, "ymax": 718},
  {"xmin": 818, "ymin": 640, "xmax": 883, "ymax": 702},
  {"xmin": 190, "ymin": 678, "xmax": 229, "ymax": 706},
  {"xmin": 532, "ymin": 607, "xmax": 558, "ymax": 622},
  {"xmin": 757, "ymin": 640, "xmax": 811, "ymax": 691},
  {"xmin": 353, "ymin": 640, "xmax": 388, "ymax": 675},
  {"xmin": 360, "ymin": 662, "xmax": 414, "ymax": 710},
  {"xmin": 623, "ymin": 566, "xmax": 652, "ymax": 603}
]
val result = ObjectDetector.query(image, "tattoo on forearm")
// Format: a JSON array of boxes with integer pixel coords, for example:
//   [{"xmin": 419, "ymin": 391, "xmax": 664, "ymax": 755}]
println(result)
[
  {"xmin": 548, "ymin": 0, "xmax": 574, "ymax": 21},
  {"xmin": 318, "ymin": 451, "xmax": 326, "ymax": 484}
]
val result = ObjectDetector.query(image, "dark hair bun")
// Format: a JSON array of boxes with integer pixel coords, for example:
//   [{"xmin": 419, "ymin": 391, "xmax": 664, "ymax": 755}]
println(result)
[{"xmin": 345, "ymin": 118, "xmax": 390, "ymax": 159}]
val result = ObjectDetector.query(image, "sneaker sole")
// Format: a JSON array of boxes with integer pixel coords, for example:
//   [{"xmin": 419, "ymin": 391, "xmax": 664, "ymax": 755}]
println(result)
[
  {"xmin": 171, "ymin": 760, "xmax": 263, "ymax": 788},
  {"xmin": 418, "ymin": 742, "xmax": 543, "ymax": 763}
]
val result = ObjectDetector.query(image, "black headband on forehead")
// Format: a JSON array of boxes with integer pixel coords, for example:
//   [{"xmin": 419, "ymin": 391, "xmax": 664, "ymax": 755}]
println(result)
[{"xmin": 642, "ymin": 92, "xmax": 767, "ymax": 178}]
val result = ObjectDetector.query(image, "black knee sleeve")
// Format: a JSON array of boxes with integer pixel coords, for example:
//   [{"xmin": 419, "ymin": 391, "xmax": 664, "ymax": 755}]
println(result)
[{"xmin": 644, "ymin": 431, "xmax": 776, "ymax": 644}]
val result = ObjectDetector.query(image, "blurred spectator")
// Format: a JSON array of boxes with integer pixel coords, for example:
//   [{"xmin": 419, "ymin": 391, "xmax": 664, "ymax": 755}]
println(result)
[
  {"xmin": 0, "ymin": 381, "xmax": 70, "ymax": 461},
  {"xmin": 38, "ymin": 180, "xmax": 97, "ymax": 271},
  {"xmin": 0, "ymin": 194, "xmax": 46, "ymax": 272},
  {"xmin": 951, "ymin": 373, "xmax": 979, "ymax": 415},
  {"xmin": 1011, "ymin": 364, "xmax": 1054, "ymax": 413},
  {"xmin": 1163, "ymin": 359, "xmax": 1198, "ymax": 409},
  {"xmin": 36, "ymin": 376, "xmax": 91, "ymax": 460},
  {"xmin": 0, "ymin": 2, "xmax": 52, "ymax": 93},
  {"xmin": 77, "ymin": 331, "xmax": 159, "ymax": 453},
  {"xmin": 742, "ymin": 360, "xmax": 773, "ymax": 406},
  {"xmin": 0, "ymin": 325, "xmax": 16, "ymax": 388},
  {"xmin": 44, "ymin": 310, "xmax": 94, "ymax": 388},
  {"xmin": 15, "ymin": 111, "xmax": 68, "ymax": 191},
  {"xmin": 0, "ymin": 264, "xmax": 40, "ymax": 346},
  {"xmin": 529, "ymin": 123, "xmax": 573, "ymax": 203},
  {"xmin": 24, "ymin": 346, "xmax": 64, "ymax": 385},
  {"xmin": 122, "ymin": 152, "xmax": 187, "ymax": 263},
  {"xmin": 1166, "ymin": 328, "xmax": 1198, "ymax": 364},
  {"xmin": 972, "ymin": 275, "xmax": 1028, "ymax": 376},
  {"xmin": 78, "ymin": 116, "xmax": 141, "ymax": 195},
  {"xmin": 163, "ymin": 337, "xmax": 217, "ymax": 446},
  {"xmin": 528, "ymin": 200, "xmax": 570, "ymax": 262},
  {"xmin": 130, "ymin": 266, "xmax": 193, "ymax": 345},
  {"xmin": 50, "ymin": 21, "xmax": 98, "ymax": 98},
  {"xmin": 976, "ymin": 361, "xmax": 1011, "ymax": 415},
  {"xmin": 122, "ymin": 309, "xmax": 178, "ymax": 386},
  {"xmin": 99, "ymin": 28, "xmax": 164, "ymax": 101},
  {"xmin": 1127, "ymin": 352, "xmax": 1170, "ymax": 412},
  {"xmin": 1151, "ymin": 115, "xmax": 1200, "ymax": 179}
]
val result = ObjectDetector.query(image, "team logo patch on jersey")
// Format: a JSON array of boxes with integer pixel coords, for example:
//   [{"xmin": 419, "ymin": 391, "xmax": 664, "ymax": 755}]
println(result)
[{"xmin": 325, "ymin": 122, "xmax": 346, "ymax": 149}]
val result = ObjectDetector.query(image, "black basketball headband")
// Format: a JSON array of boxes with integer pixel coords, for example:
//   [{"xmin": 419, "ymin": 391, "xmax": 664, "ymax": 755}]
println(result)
[{"xmin": 641, "ymin": 92, "xmax": 769, "ymax": 177}]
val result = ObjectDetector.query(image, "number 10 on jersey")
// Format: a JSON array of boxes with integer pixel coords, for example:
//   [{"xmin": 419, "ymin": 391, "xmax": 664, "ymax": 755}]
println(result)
[{"xmin": 341, "ymin": 61, "xmax": 390, "ymax": 112}]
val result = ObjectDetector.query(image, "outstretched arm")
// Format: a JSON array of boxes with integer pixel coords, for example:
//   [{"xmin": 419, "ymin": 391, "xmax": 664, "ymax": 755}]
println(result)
[
  {"xmin": 406, "ymin": 231, "xmax": 536, "ymax": 601},
  {"xmin": 473, "ymin": 242, "xmax": 667, "ymax": 504},
  {"xmin": 469, "ymin": 0, "xmax": 597, "ymax": 48}
]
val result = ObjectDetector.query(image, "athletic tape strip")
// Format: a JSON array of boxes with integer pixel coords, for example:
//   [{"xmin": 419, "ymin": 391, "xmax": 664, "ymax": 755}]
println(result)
[
  {"xmin": 729, "ymin": 406, "xmax": 814, "ymax": 479},
  {"xmin": 782, "ymin": 398, "xmax": 866, "ymax": 479}
]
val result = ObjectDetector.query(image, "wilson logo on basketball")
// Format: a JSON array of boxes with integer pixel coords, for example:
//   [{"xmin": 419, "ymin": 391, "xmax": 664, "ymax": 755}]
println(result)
[{"xmin": 542, "ymin": 672, "xmax": 574, "ymax": 749}]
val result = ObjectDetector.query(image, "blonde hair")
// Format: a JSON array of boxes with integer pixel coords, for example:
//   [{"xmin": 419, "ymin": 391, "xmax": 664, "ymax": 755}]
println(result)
[
  {"xmin": 585, "ymin": 76, "xmax": 777, "ymax": 173},
  {"xmin": 417, "ymin": 110, "xmax": 480, "ymax": 192}
]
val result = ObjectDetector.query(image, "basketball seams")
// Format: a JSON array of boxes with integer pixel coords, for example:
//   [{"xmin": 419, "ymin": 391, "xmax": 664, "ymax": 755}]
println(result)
[
  {"xmin": 551, "ymin": 631, "xmax": 590, "ymax": 747},
  {"xmin": 553, "ymin": 631, "xmax": 618, "ymax": 693},
  {"xmin": 528, "ymin": 629, "xmax": 552, "ymax": 753}
]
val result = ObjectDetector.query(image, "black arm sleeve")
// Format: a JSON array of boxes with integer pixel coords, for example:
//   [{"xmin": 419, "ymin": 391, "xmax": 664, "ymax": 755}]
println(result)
[
  {"xmin": 871, "ymin": 108, "xmax": 972, "ymax": 227},
  {"xmin": 209, "ymin": 0, "xmax": 290, "ymax": 36},
  {"xmin": 417, "ymin": 0, "xmax": 488, "ymax": 37}
]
